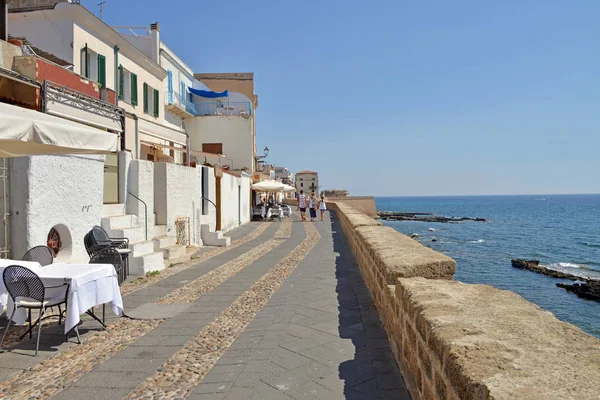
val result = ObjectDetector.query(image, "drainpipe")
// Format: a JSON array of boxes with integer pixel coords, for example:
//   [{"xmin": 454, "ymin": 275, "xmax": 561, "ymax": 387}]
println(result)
[
  {"xmin": 125, "ymin": 111, "xmax": 140, "ymax": 159},
  {"xmin": 0, "ymin": 0, "xmax": 7, "ymax": 42},
  {"xmin": 113, "ymin": 45, "xmax": 120, "ymax": 107}
]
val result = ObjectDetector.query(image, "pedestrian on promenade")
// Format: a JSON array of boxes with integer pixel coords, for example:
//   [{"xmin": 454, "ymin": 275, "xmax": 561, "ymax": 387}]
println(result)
[
  {"xmin": 298, "ymin": 190, "xmax": 307, "ymax": 221},
  {"xmin": 319, "ymin": 195, "xmax": 327, "ymax": 221},
  {"xmin": 309, "ymin": 192, "xmax": 318, "ymax": 221}
]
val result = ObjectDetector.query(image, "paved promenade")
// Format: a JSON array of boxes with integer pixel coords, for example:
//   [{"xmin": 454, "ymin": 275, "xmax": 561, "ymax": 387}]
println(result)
[{"xmin": 0, "ymin": 212, "xmax": 409, "ymax": 399}]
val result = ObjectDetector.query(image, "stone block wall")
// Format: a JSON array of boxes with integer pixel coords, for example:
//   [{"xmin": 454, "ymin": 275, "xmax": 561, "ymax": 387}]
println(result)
[
  {"xmin": 326, "ymin": 196, "xmax": 377, "ymax": 217},
  {"xmin": 329, "ymin": 201, "xmax": 600, "ymax": 400}
]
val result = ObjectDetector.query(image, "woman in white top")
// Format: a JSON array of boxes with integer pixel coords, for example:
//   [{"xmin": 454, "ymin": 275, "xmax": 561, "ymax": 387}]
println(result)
[{"xmin": 318, "ymin": 195, "xmax": 327, "ymax": 221}]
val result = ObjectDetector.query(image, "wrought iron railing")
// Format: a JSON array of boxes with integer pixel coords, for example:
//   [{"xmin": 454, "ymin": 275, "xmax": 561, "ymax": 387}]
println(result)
[
  {"xmin": 166, "ymin": 91, "xmax": 198, "ymax": 116},
  {"xmin": 195, "ymin": 102, "xmax": 252, "ymax": 117}
]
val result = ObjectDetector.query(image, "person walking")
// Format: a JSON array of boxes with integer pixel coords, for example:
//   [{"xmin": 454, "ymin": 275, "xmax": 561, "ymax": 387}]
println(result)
[
  {"xmin": 318, "ymin": 195, "xmax": 327, "ymax": 221},
  {"xmin": 298, "ymin": 190, "xmax": 307, "ymax": 221},
  {"xmin": 309, "ymin": 192, "xmax": 318, "ymax": 221}
]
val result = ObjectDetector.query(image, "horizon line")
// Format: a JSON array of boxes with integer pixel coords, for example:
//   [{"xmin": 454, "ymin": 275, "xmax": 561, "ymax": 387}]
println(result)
[{"xmin": 360, "ymin": 193, "xmax": 600, "ymax": 198}]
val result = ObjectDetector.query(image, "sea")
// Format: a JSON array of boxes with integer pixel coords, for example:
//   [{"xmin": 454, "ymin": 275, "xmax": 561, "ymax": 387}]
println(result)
[{"xmin": 376, "ymin": 194, "xmax": 600, "ymax": 338}]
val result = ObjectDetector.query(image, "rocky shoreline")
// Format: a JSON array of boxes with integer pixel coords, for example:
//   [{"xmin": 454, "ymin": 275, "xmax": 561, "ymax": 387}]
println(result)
[
  {"xmin": 377, "ymin": 211, "xmax": 487, "ymax": 223},
  {"xmin": 511, "ymin": 259, "xmax": 600, "ymax": 301}
]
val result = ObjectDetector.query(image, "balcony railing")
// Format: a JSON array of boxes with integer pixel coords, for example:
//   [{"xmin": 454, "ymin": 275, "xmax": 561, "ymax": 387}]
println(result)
[
  {"xmin": 166, "ymin": 91, "xmax": 198, "ymax": 117},
  {"xmin": 195, "ymin": 102, "xmax": 252, "ymax": 117}
]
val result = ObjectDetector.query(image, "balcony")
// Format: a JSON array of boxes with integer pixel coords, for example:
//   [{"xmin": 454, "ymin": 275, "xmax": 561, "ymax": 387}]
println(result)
[
  {"xmin": 195, "ymin": 102, "xmax": 252, "ymax": 118},
  {"xmin": 166, "ymin": 91, "xmax": 197, "ymax": 118}
]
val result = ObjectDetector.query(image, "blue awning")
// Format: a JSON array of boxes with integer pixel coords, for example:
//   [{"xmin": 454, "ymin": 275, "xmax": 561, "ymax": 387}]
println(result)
[{"xmin": 188, "ymin": 87, "xmax": 228, "ymax": 98}]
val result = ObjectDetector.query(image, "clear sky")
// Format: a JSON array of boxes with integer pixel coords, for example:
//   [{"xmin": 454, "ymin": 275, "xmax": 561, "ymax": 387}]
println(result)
[{"xmin": 84, "ymin": 0, "xmax": 600, "ymax": 196}]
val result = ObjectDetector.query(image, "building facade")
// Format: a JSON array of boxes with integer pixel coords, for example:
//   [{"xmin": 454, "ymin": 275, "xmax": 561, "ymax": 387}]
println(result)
[{"xmin": 295, "ymin": 170, "xmax": 319, "ymax": 194}]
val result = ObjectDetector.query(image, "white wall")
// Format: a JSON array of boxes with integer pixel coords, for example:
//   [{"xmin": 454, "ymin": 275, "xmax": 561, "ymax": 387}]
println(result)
[
  {"xmin": 154, "ymin": 163, "xmax": 202, "ymax": 245},
  {"xmin": 220, "ymin": 173, "xmax": 251, "ymax": 232},
  {"xmin": 126, "ymin": 159, "xmax": 156, "ymax": 231},
  {"xmin": 186, "ymin": 117, "xmax": 254, "ymax": 171},
  {"xmin": 200, "ymin": 166, "xmax": 216, "ymax": 233},
  {"xmin": 10, "ymin": 155, "xmax": 105, "ymax": 263}
]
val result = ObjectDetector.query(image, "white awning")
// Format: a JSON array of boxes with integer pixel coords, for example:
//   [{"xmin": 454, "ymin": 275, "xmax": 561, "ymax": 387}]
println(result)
[
  {"xmin": 0, "ymin": 102, "xmax": 118, "ymax": 157},
  {"xmin": 138, "ymin": 118, "xmax": 187, "ymax": 146}
]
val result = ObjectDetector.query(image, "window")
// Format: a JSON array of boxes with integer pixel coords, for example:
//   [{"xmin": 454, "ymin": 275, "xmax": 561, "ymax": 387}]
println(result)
[
  {"xmin": 143, "ymin": 83, "xmax": 160, "ymax": 117},
  {"xmin": 299, "ymin": 178, "xmax": 303, "ymax": 181},
  {"xmin": 301, "ymin": 183, "xmax": 304, "ymax": 187},
  {"xmin": 119, "ymin": 66, "xmax": 133, "ymax": 104},
  {"xmin": 181, "ymin": 81, "xmax": 186, "ymax": 103},
  {"xmin": 202, "ymin": 143, "xmax": 223, "ymax": 155},
  {"xmin": 167, "ymin": 70, "xmax": 173, "ymax": 104},
  {"xmin": 79, "ymin": 44, "xmax": 105, "ymax": 86},
  {"xmin": 131, "ymin": 73, "xmax": 138, "ymax": 106},
  {"xmin": 312, "ymin": 178, "xmax": 315, "ymax": 181}
]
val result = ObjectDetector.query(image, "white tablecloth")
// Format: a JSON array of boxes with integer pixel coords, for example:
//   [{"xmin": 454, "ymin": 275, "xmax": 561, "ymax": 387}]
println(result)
[
  {"xmin": 0, "ymin": 260, "xmax": 43, "ymax": 309},
  {"xmin": 3, "ymin": 263, "xmax": 123, "ymax": 333}
]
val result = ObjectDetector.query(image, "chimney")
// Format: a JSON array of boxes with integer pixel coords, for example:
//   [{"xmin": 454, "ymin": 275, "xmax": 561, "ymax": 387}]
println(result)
[{"xmin": 150, "ymin": 21, "xmax": 160, "ymax": 64}]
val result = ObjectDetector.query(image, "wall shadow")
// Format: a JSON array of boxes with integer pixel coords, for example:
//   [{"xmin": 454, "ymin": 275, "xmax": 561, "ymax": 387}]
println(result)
[{"xmin": 329, "ymin": 211, "xmax": 409, "ymax": 399}]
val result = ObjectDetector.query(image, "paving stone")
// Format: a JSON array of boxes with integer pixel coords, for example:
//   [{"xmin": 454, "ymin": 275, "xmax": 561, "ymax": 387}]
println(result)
[{"xmin": 72, "ymin": 371, "xmax": 149, "ymax": 388}]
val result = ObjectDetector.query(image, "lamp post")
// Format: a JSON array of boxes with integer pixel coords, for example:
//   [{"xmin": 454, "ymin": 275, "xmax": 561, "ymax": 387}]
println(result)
[{"xmin": 254, "ymin": 146, "xmax": 269, "ymax": 172}]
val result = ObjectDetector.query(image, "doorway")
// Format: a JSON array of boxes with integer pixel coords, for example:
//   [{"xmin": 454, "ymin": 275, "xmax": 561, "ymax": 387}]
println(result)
[
  {"xmin": 103, "ymin": 153, "xmax": 119, "ymax": 204},
  {"xmin": 215, "ymin": 176, "xmax": 222, "ymax": 231}
]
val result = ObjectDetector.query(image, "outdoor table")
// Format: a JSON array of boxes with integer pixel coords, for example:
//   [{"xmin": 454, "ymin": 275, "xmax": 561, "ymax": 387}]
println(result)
[{"xmin": 3, "ymin": 263, "xmax": 123, "ymax": 334}]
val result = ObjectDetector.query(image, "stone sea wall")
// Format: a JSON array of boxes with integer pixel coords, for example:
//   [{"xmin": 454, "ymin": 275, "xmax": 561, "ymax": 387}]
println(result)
[{"xmin": 329, "ymin": 201, "xmax": 600, "ymax": 400}]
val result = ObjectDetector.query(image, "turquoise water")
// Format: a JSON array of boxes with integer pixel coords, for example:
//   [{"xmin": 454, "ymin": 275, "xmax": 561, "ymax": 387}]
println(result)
[{"xmin": 376, "ymin": 194, "xmax": 600, "ymax": 338}]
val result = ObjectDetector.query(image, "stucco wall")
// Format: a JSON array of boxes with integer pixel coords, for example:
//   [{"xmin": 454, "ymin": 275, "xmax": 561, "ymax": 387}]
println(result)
[
  {"xmin": 10, "ymin": 155, "xmax": 104, "ymax": 263},
  {"xmin": 327, "ymin": 196, "xmax": 377, "ymax": 217},
  {"xmin": 200, "ymin": 166, "xmax": 217, "ymax": 233},
  {"xmin": 126, "ymin": 158, "xmax": 156, "ymax": 230},
  {"xmin": 220, "ymin": 172, "xmax": 250, "ymax": 232},
  {"xmin": 186, "ymin": 116, "xmax": 253, "ymax": 171},
  {"xmin": 154, "ymin": 163, "xmax": 201, "ymax": 245},
  {"xmin": 331, "ymin": 201, "xmax": 600, "ymax": 400},
  {"xmin": 0, "ymin": 39, "xmax": 23, "ymax": 69}
]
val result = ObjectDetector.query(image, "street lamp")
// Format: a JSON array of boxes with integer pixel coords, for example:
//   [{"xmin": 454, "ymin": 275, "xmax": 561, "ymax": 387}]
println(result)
[{"xmin": 255, "ymin": 146, "xmax": 269, "ymax": 161}]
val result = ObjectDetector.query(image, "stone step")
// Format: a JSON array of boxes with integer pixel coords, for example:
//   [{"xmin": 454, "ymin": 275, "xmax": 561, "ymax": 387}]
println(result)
[
  {"xmin": 101, "ymin": 214, "xmax": 137, "ymax": 231},
  {"xmin": 129, "ymin": 240, "xmax": 155, "ymax": 258},
  {"xmin": 102, "ymin": 204, "xmax": 125, "ymax": 218},
  {"xmin": 153, "ymin": 235, "xmax": 177, "ymax": 251},
  {"xmin": 152, "ymin": 224, "xmax": 167, "ymax": 238},
  {"xmin": 109, "ymin": 227, "xmax": 146, "ymax": 244},
  {"xmin": 129, "ymin": 252, "xmax": 165, "ymax": 276},
  {"xmin": 162, "ymin": 245, "xmax": 187, "ymax": 260},
  {"xmin": 201, "ymin": 224, "xmax": 230, "ymax": 247}
]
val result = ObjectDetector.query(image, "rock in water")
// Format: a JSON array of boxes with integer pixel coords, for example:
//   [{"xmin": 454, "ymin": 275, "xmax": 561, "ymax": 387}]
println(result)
[{"xmin": 511, "ymin": 259, "xmax": 540, "ymax": 269}]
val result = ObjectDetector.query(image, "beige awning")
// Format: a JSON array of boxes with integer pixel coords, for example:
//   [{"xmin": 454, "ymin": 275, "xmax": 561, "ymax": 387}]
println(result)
[{"xmin": 0, "ymin": 102, "xmax": 118, "ymax": 157}]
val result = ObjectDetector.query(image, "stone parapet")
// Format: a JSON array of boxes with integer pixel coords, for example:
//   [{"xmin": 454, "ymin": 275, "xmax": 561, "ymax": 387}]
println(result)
[
  {"xmin": 331, "ymin": 202, "xmax": 600, "ymax": 400},
  {"xmin": 327, "ymin": 196, "xmax": 377, "ymax": 217}
]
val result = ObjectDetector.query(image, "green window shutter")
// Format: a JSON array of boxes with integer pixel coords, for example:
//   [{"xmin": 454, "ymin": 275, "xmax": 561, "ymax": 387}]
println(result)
[
  {"xmin": 97, "ymin": 54, "xmax": 106, "ymax": 87},
  {"xmin": 153, "ymin": 89, "xmax": 159, "ymax": 117},
  {"xmin": 118, "ymin": 65, "xmax": 124, "ymax": 100},
  {"xmin": 81, "ymin": 44, "xmax": 89, "ymax": 78},
  {"xmin": 143, "ymin": 82, "xmax": 148, "ymax": 113},
  {"xmin": 131, "ymin": 74, "xmax": 138, "ymax": 106}
]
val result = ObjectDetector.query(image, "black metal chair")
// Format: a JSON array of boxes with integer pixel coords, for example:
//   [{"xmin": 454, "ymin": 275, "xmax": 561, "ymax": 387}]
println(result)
[
  {"xmin": 84, "ymin": 226, "xmax": 128, "ymax": 258},
  {"xmin": 89, "ymin": 247, "xmax": 123, "ymax": 323},
  {"xmin": 84, "ymin": 226, "xmax": 130, "ymax": 283},
  {"xmin": 0, "ymin": 265, "xmax": 78, "ymax": 356},
  {"xmin": 21, "ymin": 245, "xmax": 54, "ymax": 267}
]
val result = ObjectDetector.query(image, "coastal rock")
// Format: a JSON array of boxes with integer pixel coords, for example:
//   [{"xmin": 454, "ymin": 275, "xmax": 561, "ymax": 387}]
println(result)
[
  {"xmin": 511, "ymin": 259, "xmax": 540, "ymax": 269},
  {"xmin": 557, "ymin": 281, "xmax": 600, "ymax": 302},
  {"xmin": 377, "ymin": 211, "xmax": 487, "ymax": 223}
]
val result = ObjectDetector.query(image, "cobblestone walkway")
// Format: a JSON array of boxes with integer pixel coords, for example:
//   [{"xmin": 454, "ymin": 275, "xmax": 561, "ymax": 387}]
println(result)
[{"xmin": 0, "ymin": 212, "xmax": 409, "ymax": 400}]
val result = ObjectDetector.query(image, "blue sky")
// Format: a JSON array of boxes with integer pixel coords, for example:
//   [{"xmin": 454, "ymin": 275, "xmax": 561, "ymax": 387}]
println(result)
[{"xmin": 85, "ymin": 0, "xmax": 600, "ymax": 196}]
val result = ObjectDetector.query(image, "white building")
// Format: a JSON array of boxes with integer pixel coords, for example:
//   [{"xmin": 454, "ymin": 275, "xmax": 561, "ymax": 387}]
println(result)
[
  {"xmin": 4, "ymin": 2, "xmax": 251, "ymax": 274},
  {"xmin": 295, "ymin": 170, "xmax": 319, "ymax": 195}
]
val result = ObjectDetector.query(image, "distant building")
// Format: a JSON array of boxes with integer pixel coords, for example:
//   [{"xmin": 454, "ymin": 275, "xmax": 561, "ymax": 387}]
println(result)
[
  {"xmin": 322, "ymin": 189, "xmax": 348, "ymax": 198},
  {"xmin": 274, "ymin": 166, "xmax": 293, "ymax": 185},
  {"xmin": 295, "ymin": 170, "xmax": 318, "ymax": 194}
]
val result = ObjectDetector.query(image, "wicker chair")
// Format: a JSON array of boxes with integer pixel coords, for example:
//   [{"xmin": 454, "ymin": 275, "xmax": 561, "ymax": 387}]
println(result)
[
  {"xmin": 21, "ymin": 245, "xmax": 54, "ymax": 267},
  {"xmin": 0, "ymin": 266, "xmax": 76, "ymax": 356},
  {"xmin": 84, "ymin": 226, "xmax": 128, "ymax": 258}
]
